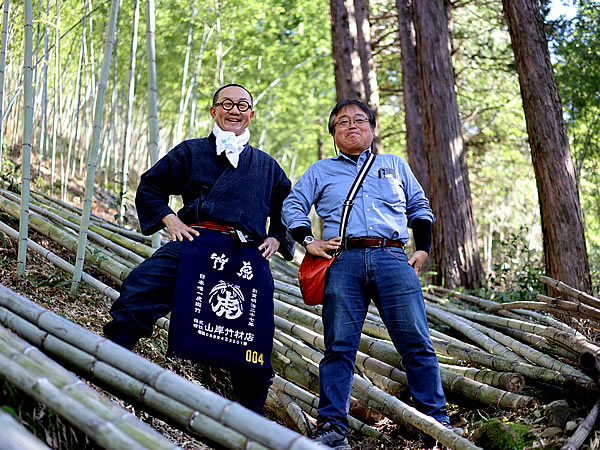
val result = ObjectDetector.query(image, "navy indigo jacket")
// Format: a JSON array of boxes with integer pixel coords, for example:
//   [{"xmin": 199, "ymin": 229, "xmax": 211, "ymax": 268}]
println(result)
[{"xmin": 135, "ymin": 133, "xmax": 294, "ymax": 260}]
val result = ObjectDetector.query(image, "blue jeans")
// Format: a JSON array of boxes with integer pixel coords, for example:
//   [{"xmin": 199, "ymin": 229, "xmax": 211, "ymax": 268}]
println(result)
[{"xmin": 317, "ymin": 247, "xmax": 448, "ymax": 434}]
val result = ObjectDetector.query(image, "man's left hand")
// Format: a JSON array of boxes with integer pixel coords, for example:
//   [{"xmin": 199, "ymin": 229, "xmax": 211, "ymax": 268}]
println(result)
[
  {"xmin": 259, "ymin": 237, "xmax": 280, "ymax": 260},
  {"xmin": 408, "ymin": 250, "xmax": 429, "ymax": 275}
]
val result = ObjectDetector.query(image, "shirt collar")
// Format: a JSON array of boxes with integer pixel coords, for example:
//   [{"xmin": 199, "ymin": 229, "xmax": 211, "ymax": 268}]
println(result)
[{"xmin": 335, "ymin": 148, "xmax": 371, "ymax": 163}]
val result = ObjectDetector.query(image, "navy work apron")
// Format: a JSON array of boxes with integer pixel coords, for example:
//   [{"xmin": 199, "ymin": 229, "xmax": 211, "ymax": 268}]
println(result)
[{"xmin": 167, "ymin": 229, "xmax": 274, "ymax": 369}]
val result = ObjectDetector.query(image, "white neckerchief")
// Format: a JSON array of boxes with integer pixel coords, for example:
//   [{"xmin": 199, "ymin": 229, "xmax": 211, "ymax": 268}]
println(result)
[{"xmin": 213, "ymin": 124, "xmax": 250, "ymax": 168}]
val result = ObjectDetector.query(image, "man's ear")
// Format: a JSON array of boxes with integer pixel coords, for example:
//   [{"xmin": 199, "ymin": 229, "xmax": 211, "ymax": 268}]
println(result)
[{"xmin": 209, "ymin": 106, "xmax": 217, "ymax": 119}]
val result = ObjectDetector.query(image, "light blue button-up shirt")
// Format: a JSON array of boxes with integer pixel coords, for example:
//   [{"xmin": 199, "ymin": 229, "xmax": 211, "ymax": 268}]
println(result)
[{"xmin": 282, "ymin": 150, "xmax": 435, "ymax": 243}]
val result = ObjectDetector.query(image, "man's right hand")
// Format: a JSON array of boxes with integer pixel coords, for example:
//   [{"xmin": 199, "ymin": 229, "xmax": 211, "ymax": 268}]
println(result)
[
  {"xmin": 305, "ymin": 236, "xmax": 342, "ymax": 259},
  {"xmin": 162, "ymin": 214, "xmax": 200, "ymax": 241}
]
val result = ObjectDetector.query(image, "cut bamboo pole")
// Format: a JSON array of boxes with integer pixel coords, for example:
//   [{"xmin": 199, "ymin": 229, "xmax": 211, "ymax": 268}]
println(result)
[
  {"xmin": 274, "ymin": 312, "xmax": 534, "ymax": 410},
  {"xmin": 456, "ymin": 311, "xmax": 589, "ymax": 379},
  {"xmin": 0, "ymin": 408, "xmax": 50, "ymax": 450},
  {"xmin": 540, "ymin": 275, "xmax": 600, "ymax": 310},
  {"xmin": 273, "ymin": 387, "xmax": 312, "ymax": 436},
  {"xmin": 71, "ymin": 0, "xmax": 122, "ymax": 294},
  {"xmin": 0, "ymin": 220, "xmax": 119, "ymax": 300},
  {"xmin": 17, "ymin": 0, "xmax": 34, "ymax": 282},
  {"xmin": 0, "ymin": 326, "xmax": 178, "ymax": 449},
  {"xmin": 537, "ymin": 294, "xmax": 600, "ymax": 321},
  {"xmin": 1, "ymin": 190, "xmax": 145, "ymax": 264},
  {"xmin": 426, "ymin": 305, "xmax": 528, "ymax": 363},
  {"xmin": 349, "ymin": 375, "xmax": 480, "ymax": 449},
  {"xmin": 19, "ymin": 320, "xmax": 269, "ymax": 450},
  {"xmin": 430, "ymin": 287, "xmax": 580, "ymax": 334},
  {"xmin": 0, "ymin": 195, "xmax": 133, "ymax": 283},
  {"xmin": 430, "ymin": 339, "xmax": 596, "ymax": 391},
  {"xmin": 438, "ymin": 364, "xmax": 525, "ymax": 393},
  {"xmin": 560, "ymin": 400, "xmax": 600, "ymax": 450},
  {"xmin": 0, "ymin": 348, "xmax": 173, "ymax": 450},
  {"xmin": 485, "ymin": 299, "xmax": 600, "ymax": 323},
  {"xmin": 427, "ymin": 300, "xmax": 548, "ymax": 334},
  {"xmin": 541, "ymin": 327, "xmax": 600, "ymax": 360},
  {"xmin": 495, "ymin": 326, "xmax": 579, "ymax": 362}
]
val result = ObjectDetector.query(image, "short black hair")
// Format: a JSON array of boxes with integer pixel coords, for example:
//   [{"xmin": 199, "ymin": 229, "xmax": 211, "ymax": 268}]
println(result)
[
  {"xmin": 328, "ymin": 99, "xmax": 376, "ymax": 135},
  {"xmin": 212, "ymin": 83, "xmax": 254, "ymax": 107}
]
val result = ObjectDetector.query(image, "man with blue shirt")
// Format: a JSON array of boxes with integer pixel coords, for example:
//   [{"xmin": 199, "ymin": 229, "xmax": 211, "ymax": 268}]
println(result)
[
  {"xmin": 104, "ymin": 84, "xmax": 293, "ymax": 415},
  {"xmin": 283, "ymin": 99, "xmax": 456, "ymax": 448}
]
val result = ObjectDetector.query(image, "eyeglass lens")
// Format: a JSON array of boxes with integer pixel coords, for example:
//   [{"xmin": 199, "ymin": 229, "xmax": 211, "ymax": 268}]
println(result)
[{"xmin": 219, "ymin": 100, "xmax": 251, "ymax": 112}]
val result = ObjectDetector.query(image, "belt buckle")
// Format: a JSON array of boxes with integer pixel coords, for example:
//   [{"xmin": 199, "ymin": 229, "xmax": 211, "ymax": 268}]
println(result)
[{"xmin": 379, "ymin": 238, "xmax": 386, "ymax": 248}]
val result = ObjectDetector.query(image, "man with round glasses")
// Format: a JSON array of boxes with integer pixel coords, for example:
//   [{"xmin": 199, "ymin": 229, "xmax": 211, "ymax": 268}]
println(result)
[
  {"xmin": 283, "ymin": 99, "xmax": 458, "ymax": 448},
  {"xmin": 104, "ymin": 83, "xmax": 294, "ymax": 415}
]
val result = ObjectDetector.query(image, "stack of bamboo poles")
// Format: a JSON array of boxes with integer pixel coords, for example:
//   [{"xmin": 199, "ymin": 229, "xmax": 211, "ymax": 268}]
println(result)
[
  {"xmin": 1, "ymin": 187, "xmax": 600, "ymax": 449},
  {"xmin": 0, "ymin": 285, "xmax": 319, "ymax": 450}
]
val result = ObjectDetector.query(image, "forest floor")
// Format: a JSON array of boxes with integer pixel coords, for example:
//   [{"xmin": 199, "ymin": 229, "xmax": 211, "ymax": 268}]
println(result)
[{"xmin": 0, "ymin": 154, "xmax": 598, "ymax": 449}]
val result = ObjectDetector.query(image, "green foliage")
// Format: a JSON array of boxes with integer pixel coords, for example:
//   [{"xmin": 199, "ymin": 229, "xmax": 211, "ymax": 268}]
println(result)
[{"xmin": 478, "ymin": 225, "xmax": 545, "ymax": 302}]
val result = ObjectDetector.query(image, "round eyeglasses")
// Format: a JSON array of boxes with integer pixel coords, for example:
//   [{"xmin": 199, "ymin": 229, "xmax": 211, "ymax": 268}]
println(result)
[{"xmin": 213, "ymin": 99, "xmax": 252, "ymax": 112}]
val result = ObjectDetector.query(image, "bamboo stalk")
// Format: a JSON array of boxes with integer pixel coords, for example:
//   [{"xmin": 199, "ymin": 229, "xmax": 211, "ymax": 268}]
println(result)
[
  {"xmin": 0, "ymin": 408, "xmax": 50, "ymax": 450},
  {"xmin": 275, "ymin": 312, "xmax": 534, "ymax": 410},
  {"xmin": 0, "ymin": 0, "xmax": 9, "ymax": 173},
  {"xmin": 349, "ymin": 375, "xmax": 480, "ymax": 449},
  {"xmin": 118, "ymin": 0, "xmax": 140, "ymax": 225},
  {"xmin": 540, "ymin": 275, "xmax": 600, "ymax": 310},
  {"xmin": 71, "ymin": 0, "xmax": 122, "ymax": 293},
  {"xmin": 485, "ymin": 299, "xmax": 600, "ymax": 323},
  {"xmin": 17, "ymin": 0, "xmax": 34, "ymax": 282},
  {"xmin": 541, "ymin": 327, "xmax": 600, "ymax": 360},
  {"xmin": 560, "ymin": 400, "xmax": 600, "ymax": 450},
  {"xmin": 145, "ymin": 0, "xmax": 160, "ymax": 248}
]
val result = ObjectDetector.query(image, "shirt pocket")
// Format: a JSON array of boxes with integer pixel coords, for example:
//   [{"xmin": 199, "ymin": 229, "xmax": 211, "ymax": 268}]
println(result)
[{"xmin": 378, "ymin": 177, "xmax": 406, "ymax": 206}]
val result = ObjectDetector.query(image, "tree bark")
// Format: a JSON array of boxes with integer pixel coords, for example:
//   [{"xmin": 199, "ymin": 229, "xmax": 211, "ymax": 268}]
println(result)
[
  {"xmin": 329, "ymin": 0, "xmax": 382, "ymax": 151},
  {"xmin": 501, "ymin": 0, "xmax": 592, "ymax": 295},
  {"xmin": 395, "ymin": 0, "xmax": 428, "ymax": 194},
  {"xmin": 412, "ymin": 0, "xmax": 484, "ymax": 288}
]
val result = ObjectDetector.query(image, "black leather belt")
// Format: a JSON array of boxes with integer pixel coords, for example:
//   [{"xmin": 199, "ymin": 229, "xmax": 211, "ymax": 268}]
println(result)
[{"xmin": 343, "ymin": 237, "xmax": 405, "ymax": 249}]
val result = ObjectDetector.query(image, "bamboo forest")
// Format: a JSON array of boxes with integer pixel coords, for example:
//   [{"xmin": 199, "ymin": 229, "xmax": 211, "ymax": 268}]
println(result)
[{"xmin": 2, "ymin": 0, "xmax": 600, "ymax": 448}]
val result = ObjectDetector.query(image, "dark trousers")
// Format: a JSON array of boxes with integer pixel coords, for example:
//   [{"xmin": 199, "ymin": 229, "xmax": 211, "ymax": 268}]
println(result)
[{"xmin": 103, "ymin": 240, "xmax": 273, "ymax": 414}]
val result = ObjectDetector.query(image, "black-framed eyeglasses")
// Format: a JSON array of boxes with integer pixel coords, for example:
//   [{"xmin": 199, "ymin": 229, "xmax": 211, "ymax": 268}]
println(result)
[
  {"xmin": 213, "ymin": 99, "xmax": 252, "ymax": 112},
  {"xmin": 335, "ymin": 117, "xmax": 370, "ymax": 128}
]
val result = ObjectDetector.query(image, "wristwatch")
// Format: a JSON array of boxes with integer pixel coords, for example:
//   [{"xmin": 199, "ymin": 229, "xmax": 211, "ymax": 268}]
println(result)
[{"xmin": 302, "ymin": 236, "xmax": 316, "ymax": 248}]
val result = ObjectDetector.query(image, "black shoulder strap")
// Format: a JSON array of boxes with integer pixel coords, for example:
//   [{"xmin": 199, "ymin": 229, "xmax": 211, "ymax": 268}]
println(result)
[{"xmin": 338, "ymin": 152, "xmax": 376, "ymax": 239}]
